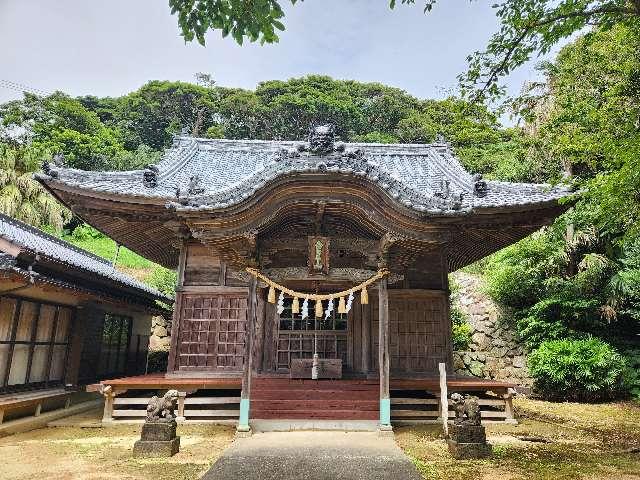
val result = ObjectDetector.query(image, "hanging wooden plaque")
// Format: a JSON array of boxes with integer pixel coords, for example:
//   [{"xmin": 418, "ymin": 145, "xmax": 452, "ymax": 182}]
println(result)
[{"xmin": 308, "ymin": 236, "xmax": 330, "ymax": 275}]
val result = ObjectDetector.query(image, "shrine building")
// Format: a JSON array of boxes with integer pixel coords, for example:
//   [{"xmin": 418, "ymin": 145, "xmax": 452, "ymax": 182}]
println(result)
[{"xmin": 36, "ymin": 125, "xmax": 570, "ymax": 431}]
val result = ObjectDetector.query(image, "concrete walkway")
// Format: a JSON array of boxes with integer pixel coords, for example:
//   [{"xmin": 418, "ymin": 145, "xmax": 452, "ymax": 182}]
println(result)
[{"xmin": 202, "ymin": 431, "xmax": 423, "ymax": 480}]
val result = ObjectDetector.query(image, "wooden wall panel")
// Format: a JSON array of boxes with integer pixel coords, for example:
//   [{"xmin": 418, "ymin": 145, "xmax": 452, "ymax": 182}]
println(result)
[
  {"xmin": 176, "ymin": 291, "xmax": 248, "ymax": 373},
  {"xmin": 183, "ymin": 244, "xmax": 222, "ymax": 286},
  {"xmin": 404, "ymin": 252, "xmax": 447, "ymax": 290},
  {"xmin": 372, "ymin": 290, "xmax": 451, "ymax": 375}
]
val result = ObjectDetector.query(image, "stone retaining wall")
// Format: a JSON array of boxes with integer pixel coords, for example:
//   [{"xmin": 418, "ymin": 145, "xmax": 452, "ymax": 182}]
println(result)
[
  {"xmin": 452, "ymin": 272, "xmax": 533, "ymax": 388},
  {"xmin": 149, "ymin": 316, "xmax": 171, "ymax": 352}
]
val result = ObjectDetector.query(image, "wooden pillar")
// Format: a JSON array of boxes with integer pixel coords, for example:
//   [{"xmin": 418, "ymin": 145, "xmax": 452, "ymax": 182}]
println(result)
[
  {"xmin": 361, "ymin": 301, "xmax": 370, "ymax": 374},
  {"xmin": 167, "ymin": 239, "xmax": 188, "ymax": 374},
  {"xmin": 378, "ymin": 277, "xmax": 391, "ymax": 431},
  {"xmin": 65, "ymin": 307, "xmax": 86, "ymax": 387},
  {"xmin": 238, "ymin": 275, "xmax": 257, "ymax": 433}
]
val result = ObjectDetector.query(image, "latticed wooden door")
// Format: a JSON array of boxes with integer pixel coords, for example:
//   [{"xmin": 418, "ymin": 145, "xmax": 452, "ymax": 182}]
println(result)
[
  {"xmin": 177, "ymin": 293, "xmax": 248, "ymax": 372},
  {"xmin": 372, "ymin": 290, "xmax": 451, "ymax": 374}
]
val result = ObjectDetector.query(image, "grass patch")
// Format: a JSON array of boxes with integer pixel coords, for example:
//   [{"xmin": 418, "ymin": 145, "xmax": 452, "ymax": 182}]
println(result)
[
  {"xmin": 63, "ymin": 234, "xmax": 155, "ymax": 270},
  {"xmin": 396, "ymin": 399, "xmax": 640, "ymax": 480}
]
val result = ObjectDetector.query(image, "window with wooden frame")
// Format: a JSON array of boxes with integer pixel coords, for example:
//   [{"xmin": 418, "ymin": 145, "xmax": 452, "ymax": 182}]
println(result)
[
  {"xmin": 0, "ymin": 296, "xmax": 75, "ymax": 394},
  {"xmin": 276, "ymin": 299, "xmax": 348, "ymax": 370},
  {"xmin": 97, "ymin": 314, "xmax": 133, "ymax": 378},
  {"xmin": 278, "ymin": 300, "xmax": 347, "ymax": 332}
]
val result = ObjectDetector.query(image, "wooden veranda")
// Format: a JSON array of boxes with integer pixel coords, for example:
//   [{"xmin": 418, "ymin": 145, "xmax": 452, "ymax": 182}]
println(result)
[{"xmin": 90, "ymin": 373, "xmax": 516, "ymax": 424}]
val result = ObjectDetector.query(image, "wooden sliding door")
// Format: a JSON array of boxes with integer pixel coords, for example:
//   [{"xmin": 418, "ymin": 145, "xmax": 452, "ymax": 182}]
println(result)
[{"xmin": 0, "ymin": 296, "xmax": 75, "ymax": 393}]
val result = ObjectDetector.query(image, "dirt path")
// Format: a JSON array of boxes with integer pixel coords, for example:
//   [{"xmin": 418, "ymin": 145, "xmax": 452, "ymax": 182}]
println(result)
[{"xmin": 0, "ymin": 424, "xmax": 235, "ymax": 480}]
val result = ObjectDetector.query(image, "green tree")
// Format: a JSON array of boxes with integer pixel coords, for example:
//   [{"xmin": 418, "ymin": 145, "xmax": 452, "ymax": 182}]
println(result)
[
  {"xmin": 0, "ymin": 143, "xmax": 70, "ymax": 230},
  {"xmin": 114, "ymin": 80, "xmax": 220, "ymax": 149},
  {"xmin": 0, "ymin": 92, "xmax": 125, "ymax": 171}
]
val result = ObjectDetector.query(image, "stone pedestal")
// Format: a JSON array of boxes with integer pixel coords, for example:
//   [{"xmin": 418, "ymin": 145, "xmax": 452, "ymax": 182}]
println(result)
[
  {"xmin": 133, "ymin": 421, "xmax": 180, "ymax": 457},
  {"xmin": 447, "ymin": 424, "xmax": 491, "ymax": 459}
]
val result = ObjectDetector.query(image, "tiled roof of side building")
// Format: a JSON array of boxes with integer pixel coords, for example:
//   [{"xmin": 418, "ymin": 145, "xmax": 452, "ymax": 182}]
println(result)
[
  {"xmin": 35, "ymin": 135, "xmax": 572, "ymax": 215},
  {"xmin": 0, "ymin": 213, "xmax": 170, "ymax": 301}
]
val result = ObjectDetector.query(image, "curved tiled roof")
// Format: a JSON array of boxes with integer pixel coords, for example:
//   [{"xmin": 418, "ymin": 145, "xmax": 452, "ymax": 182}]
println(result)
[
  {"xmin": 0, "ymin": 213, "xmax": 169, "ymax": 301},
  {"xmin": 35, "ymin": 136, "xmax": 571, "ymax": 216}
]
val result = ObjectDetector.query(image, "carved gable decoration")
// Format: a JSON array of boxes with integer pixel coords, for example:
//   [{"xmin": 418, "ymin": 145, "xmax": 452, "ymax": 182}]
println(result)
[
  {"xmin": 308, "ymin": 124, "xmax": 336, "ymax": 155},
  {"xmin": 308, "ymin": 236, "xmax": 330, "ymax": 275}
]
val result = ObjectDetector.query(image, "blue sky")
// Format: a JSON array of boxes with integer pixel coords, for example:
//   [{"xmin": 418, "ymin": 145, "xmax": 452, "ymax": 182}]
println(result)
[{"xmin": 0, "ymin": 0, "xmax": 550, "ymax": 121}]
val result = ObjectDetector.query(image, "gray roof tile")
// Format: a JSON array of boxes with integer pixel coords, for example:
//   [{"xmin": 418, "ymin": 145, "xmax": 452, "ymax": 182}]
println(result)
[
  {"xmin": 0, "ymin": 213, "xmax": 168, "ymax": 301},
  {"xmin": 35, "ymin": 136, "xmax": 571, "ymax": 215}
]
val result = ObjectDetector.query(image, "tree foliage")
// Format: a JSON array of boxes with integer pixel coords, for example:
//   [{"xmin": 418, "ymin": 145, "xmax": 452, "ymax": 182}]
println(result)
[
  {"xmin": 0, "ymin": 143, "xmax": 70, "ymax": 230},
  {"xmin": 461, "ymin": 0, "xmax": 640, "ymax": 102},
  {"xmin": 483, "ymin": 24, "xmax": 640, "ymax": 399}
]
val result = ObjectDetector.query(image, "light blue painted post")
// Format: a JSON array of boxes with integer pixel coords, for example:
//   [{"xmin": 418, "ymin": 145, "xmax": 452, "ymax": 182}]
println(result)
[
  {"xmin": 380, "ymin": 398, "xmax": 391, "ymax": 425},
  {"xmin": 238, "ymin": 398, "xmax": 250, "ymax": 429},
  {"xmin": 378, "ymin": 277, "xmax": 392, "ymax": 431},
  {"xmin": 238, "ymin": 276, "xmax": 257, "ymax": 433}
]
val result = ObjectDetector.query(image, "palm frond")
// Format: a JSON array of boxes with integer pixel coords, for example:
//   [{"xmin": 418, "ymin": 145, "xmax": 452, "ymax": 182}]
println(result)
[
  {"xmin": 0, "ymin": 184, "xmax": 22, "ymax": 215},
  {"xmin": 15, "ymin": 173, "xmax": 38, "ymax": 198},
  {"xmin": 578, "ymin": 253, "xmax": 614, "ymax": 273},
  {"xmin": 16, "ymin": 201, "xmax": 39, "ymax": 227}
]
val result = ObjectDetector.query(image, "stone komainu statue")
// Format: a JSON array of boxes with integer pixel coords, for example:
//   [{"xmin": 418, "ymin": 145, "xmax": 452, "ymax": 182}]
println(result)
[
  {"xmin": 146, "ymin": 389, "xmax": 179, "ymax": 423},
  {"xmin": 450, "ymin": 392, "xmax": 481, "ymax": 426}
]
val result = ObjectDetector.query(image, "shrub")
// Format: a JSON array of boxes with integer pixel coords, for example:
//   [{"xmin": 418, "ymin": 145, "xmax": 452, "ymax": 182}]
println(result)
[
  {"xmin": 146, "ymin": 350, "xmax": 168, "ymax": 373},
  {"xmin": 145, "ymin": 267, "xmax": 177, "ymax": 299},
  {"xmin": 516, "ymin": 315, "xmax": 571, "ymax": 351},
  {"xmin": 528, "ymin": 337, "xmax": 627, "ymax": 401},
  {"xmin": 451, "ymin": 306, "xmax": 472, "ymax": 351},
  {"xmin": 621, "ymin": 348, "xmax": 640, "ymax": 399},
  {"xmin": 71, "ymin": 223, "xmax": 104, "ymax": 240}
]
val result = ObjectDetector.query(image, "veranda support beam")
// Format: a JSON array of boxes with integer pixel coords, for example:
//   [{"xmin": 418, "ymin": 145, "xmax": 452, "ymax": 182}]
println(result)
[
  {"xmin": 378, "ymin": 277, "xmax": 391, "ymax": 432},
  {"xmin": 238, "ymin": 275, "xmax": 257, "ymax": 434}
]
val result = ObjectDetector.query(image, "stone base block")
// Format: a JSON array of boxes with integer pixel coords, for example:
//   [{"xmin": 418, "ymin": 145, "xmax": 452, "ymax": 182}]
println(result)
[
  {"xmin": 447, "ymin": 439, "xmax": 492, "ymax": 459},
  {"xmin": 235, "ymin": 427, "xmax": 252, "ymax": 438},
  {"xmin": 449, "ymin": 424, "xmax": 486, "ymax": 444},
  {"xmin": 140, "ymin": 421, "xmax": 177, "ymax": 441},
  {"xmin": 133, "ymin": 437, "xmax": 180, "ymax": 457}
]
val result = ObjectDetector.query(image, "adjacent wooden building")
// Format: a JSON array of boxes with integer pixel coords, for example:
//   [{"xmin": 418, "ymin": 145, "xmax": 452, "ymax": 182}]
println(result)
[
  {"xmin": 0, "ymin": 213, "xmax": 169, "ymax": 428},
  {"xmin": 36, "ymin": 126, "xmax": 570, "ymax": 429}
]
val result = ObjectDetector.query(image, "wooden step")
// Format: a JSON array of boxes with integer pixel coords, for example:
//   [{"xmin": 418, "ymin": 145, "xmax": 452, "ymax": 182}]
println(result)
[
  {"xmin": 251, "ymin": 409, "xmax": 379, "ymax": 420},
  {"xmin": 251, "ymin": 399, "xmax": 379, "ymax": 411},
  {"xmin": 251, "ymin": 389, "xmax": 378, "ymax": 401},
  {"xmin": 252, "ymin": 383, "xmax": 378, "ymax": 392}
]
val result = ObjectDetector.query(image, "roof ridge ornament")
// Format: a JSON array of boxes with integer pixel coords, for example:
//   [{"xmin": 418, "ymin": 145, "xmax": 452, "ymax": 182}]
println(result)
[
  {"xmin": 143, "ymin": 164, "xmax": 159, "ymax": 188},
  {"xmin": 308, "ymin": 123, "xmax": 335, "ymax": 155},
  {"xmin": 278, "ymin": 123, "xmax": 364, "ymax": 160},
  {"xmin": 473, "ymin": 173, "xmax": 488, "ymax": 197}
]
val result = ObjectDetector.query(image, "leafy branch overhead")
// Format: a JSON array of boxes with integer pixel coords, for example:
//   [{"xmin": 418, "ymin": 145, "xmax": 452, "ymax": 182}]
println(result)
[
  {"xmin": 169, "ymin": 0, "xmax": 296, "ymax": 45},
  {"xmin": 169, "ymin": 0, "xmax": 640, "ymax": 101},
  {"xmin": 460, "ymin": 0, "xmax": 640, "ymax": 102}
]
